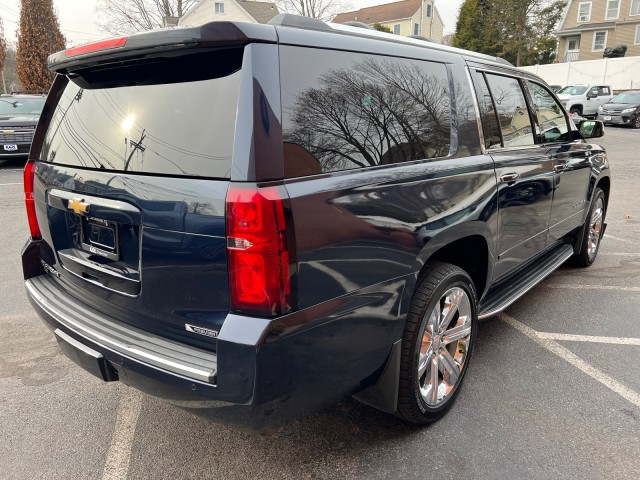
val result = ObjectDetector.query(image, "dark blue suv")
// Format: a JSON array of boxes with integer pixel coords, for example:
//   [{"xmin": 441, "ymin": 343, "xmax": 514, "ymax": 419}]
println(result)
[{"xmin": 22, "ymin": 15, "xmax": 610, "ymax": 430}]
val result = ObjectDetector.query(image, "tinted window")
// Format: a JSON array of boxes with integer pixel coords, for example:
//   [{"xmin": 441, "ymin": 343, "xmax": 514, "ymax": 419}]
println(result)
[
  {"xmin": 40, "ymin": 49, "xmax": 243, "ymax": 178},
  {"xmin": 611, "ymin": 91, "xmax": 640, "ymax": 103},
  {"xmin": 0, "ymin": 96, "xmax": 45, "ymax": 115},
  {"xmin": 484, "ymin": 74, "xmax": 534, "ymax": 148},
  {"xmin": 281, "ymin": 47, "xmax": 452, "ymax": 177},
  {"xmin": 471, "ymin": 70, "xmax": 503, "ymax": 149},
  {"xmin": 557, "ymin": 86, "xmax": 588, "ymax": 95},
  {"xmin": 527, "ymin": 81, "xmax": 571, "ymax": 144}
]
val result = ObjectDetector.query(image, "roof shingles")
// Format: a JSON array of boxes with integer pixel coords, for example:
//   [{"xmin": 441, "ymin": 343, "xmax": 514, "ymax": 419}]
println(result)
[
  {"xmin": 332, "ymin": 0, "xmax": 422, "ymax": 25},
  {"xmin": 238, "ymin": 1, "xmax": 280, "ymax": 24}
]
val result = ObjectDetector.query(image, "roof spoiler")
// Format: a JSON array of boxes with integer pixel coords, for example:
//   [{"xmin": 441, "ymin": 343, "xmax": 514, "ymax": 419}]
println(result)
[{"xmin": 48, "ymin": 22, "xmax": 277, "ymax": 74}]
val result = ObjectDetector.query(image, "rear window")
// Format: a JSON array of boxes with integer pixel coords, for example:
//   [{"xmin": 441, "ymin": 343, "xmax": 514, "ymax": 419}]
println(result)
[
  {"xmin": 39, "ymin": 48, "xmax": 243, "ymax": 178},
  {"xmin": 0, "ymin": 96, "xmax": 45, "ymax": 115}
]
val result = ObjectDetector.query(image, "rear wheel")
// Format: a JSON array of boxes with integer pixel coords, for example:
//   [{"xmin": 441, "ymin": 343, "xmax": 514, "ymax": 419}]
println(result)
[
  {"xmin": 397, "ymin": 263, "xmax": 477, "ymax": 424},
  {"xmin": 571, "ymin": 187, "xmax": 606, "ymax": 267}
]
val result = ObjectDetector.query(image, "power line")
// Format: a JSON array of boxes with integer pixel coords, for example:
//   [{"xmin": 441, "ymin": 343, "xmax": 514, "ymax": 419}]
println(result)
[
  {"xmin": 0, "ymin": 1, "xmax": 19, "ymax": 17},
  {"xmin": 0, "ymin": 15, "xmax": 107, "ymax": 39}
]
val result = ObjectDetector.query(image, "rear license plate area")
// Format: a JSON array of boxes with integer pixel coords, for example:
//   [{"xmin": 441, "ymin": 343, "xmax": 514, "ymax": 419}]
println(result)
[
  {"xmin": 54, "ymin": 329, "xmax": 118, "ymax": 382},
  {"xmin": 81, "ymin": 218, "xmax": 119, "ymax": 260}
]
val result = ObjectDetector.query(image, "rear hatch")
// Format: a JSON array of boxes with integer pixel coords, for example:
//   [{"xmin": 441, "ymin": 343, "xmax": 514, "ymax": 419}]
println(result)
[{"xmin": 31, "ymin": 35, "xmax": 253, "ymax": 352}]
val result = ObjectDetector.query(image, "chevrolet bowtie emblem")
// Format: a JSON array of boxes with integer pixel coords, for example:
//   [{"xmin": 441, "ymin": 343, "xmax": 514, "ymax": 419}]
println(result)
[
  {"xmin": 68, "ymin": 198, "xmax": 90, "ymax": 215},
  {"xmin": 2, "ymin": 130, "xmax": 14, "ymax": 134}
]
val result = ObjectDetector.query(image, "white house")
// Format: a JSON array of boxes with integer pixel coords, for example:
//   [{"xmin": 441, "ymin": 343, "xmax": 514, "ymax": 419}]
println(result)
[{"xmin": 178, "ymin": 0, "xmax": 280, "ymax": 26}]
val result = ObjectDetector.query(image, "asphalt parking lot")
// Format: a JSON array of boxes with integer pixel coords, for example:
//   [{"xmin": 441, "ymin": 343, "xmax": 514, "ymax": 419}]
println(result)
[{"xmin": 1, "ymin": 126, "xmax": 639, "ymax": 480}]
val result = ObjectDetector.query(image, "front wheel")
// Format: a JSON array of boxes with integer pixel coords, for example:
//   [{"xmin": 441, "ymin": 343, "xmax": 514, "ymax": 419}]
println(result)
[
  {"xmin": 397, "ymin": 263, "xmax": 477, "ymax": 424},
  {"xmin": 571, "ymin": 187, "xmax": 606, "ymax": 267},
  {"xmin": 570, "ymin": 107, "xmax": 582, "ymax": 116},
  {"xmin": 632, "ymin": 115, "xmax": 640, "ymax": 129}
]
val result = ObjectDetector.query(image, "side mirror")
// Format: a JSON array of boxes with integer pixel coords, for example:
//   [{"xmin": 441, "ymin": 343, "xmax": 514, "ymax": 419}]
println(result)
[
  {"xmin": 578, "ymin": 120, "xmax": 604, "ymax": 139},
  {"xmin": 586, "ymin": 92, "xmax": 597, "ymax": 100}
]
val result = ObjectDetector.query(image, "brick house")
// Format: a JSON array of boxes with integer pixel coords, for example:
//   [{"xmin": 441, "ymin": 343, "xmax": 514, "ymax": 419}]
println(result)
[
  {"xmin": 556, "ymin": 0, "xmax": 640, "ymax": 62},
  {"xmin": 332, "ymin": 0, "xmax": 444, "ymax": 43}
]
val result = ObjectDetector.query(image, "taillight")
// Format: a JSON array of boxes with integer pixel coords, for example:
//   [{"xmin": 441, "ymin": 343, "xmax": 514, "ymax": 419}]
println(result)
[
  {"xmin": 226, "ymin": 186, "xmax": 291, "ymax": 316},
  {"xmin": 65, "ymin": 37, "xmax": 127, "ymax": 57},
  {"xmin": 24, "ymin": 161, "xmax": 41, "ymax": 239}
]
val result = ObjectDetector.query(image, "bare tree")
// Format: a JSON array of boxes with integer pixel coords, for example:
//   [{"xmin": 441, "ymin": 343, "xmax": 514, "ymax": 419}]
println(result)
[
  {"xmin": 96, "ymin": 0, "xmax": 198, "ymax": 35},
  {"xmin": 286, "ymin": 58, "xmax": 451, "ymax": 172},
  {"xmin": 441, "ymin": 33, "xmax": 453, "ymax": 46},
  {"xmin": 276, "ymin": 0, "xmax": 350, "ymax": 21}
]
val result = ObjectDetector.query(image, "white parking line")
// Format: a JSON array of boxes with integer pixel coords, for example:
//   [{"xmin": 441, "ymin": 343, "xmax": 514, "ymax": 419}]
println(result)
[
  {"xmin": 604, "ymin": 234, "xmax": 634, "ymax": 244},
  {"xmin": 599, "ymin": 252, "xmax": 640, "ymax": 256},
  {"xmin": 536, "ymin": 332, "xmax": 640, "ymax": 346},
  {"xmin": 102, "ymin": 389, "xmax": 143, "ymax": 480},
  {"xmin": 544, "ymin": 284, "xmax": 640, "ymax": 292},
  {"xmin": 499, "ymin": 313, "xmax": 640, "ymax": 408},
  {"xmin": 0, "ymin": 183, "xmax": 22, "ymax": 186}
]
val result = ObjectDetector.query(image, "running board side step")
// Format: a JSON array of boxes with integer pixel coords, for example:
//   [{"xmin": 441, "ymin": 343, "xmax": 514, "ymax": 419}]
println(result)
[{"xmin": 478, "ymin": 244, "xmax": 574, "ymax": 319}]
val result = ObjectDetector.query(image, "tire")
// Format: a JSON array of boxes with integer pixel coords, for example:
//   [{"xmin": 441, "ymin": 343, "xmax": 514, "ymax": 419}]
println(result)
[
  {"xmin": 571, "ymin": 187, "xmax": 606, "ymax": 267},
  {"xmin": 632, "ymin": 115, "xmax": 640, "ymax": 129},
  {"xmin": 397, "ymin": 262, "xmax": 478, "ymax": 424},
  {"xmin": 570, "ymin": 106, "xmax": 582, "ymax": 116}
]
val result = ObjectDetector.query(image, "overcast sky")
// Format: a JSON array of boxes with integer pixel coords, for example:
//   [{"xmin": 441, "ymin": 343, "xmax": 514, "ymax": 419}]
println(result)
[{"xmin": 1, "ymin": 0, "xmax": 463, "ymax": 46}]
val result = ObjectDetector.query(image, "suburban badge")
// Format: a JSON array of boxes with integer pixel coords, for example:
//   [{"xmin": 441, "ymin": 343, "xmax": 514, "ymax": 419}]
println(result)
[{"xmin": 185, "ymin": 324, "xmax": 218, "ymax": 338}]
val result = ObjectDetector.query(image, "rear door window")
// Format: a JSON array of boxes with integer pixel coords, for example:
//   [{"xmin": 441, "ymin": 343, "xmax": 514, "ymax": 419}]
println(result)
[
  {"xmin": 484, "ymin": 73, "xmax": 535, "ymax": 148},
  {"xmin": 280, "ymin": 46, "xmax": 452, "ymax": 177},
  {"xmin": 40, "ymin": 48, "xmax": 243, "ymax": 178}
]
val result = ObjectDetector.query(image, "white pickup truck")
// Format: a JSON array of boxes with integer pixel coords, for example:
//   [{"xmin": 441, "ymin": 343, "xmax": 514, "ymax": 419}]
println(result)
[{"xmin": 556, "ymin": 84, "xmax": 614, "ymax": 117}]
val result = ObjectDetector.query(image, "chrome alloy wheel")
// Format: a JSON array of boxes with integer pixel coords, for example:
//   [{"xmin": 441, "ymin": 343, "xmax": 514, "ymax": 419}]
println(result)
[
  {"xmin": 418, "ymin": 287, "xmax": 472, "ymax": 407},
  {"xmin": 587, "ymin": 196, "xmax": 605, "ymax": 261}
]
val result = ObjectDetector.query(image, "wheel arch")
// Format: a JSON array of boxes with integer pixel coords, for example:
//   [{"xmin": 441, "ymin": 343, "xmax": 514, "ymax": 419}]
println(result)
[
  {"xmin": 596, "ymin": 175, "xmax": 611, "ymax": 207},
  {"xmin": 399, "ymin": 225, "xmax": 495, "ymax": 336}
]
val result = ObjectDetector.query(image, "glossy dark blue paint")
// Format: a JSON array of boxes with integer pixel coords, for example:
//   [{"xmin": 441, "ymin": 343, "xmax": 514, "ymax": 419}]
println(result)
[
  {"xmin": 32, "ymin": 163, "xmax": 230, "ymax": 352},
  {"xmin": 21, "ymin": 20, "xmax": 612, "ymax": 429}
]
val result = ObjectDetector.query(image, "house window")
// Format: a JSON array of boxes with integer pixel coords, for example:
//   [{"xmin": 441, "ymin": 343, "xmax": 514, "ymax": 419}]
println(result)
[
  {"xmin": 414, "ymin": 23, "xmax": 419, "ymax": 35},
  {"xmin": 606, "ymin": 0, "xmax": 620, "ymax": 19},
  {"xmin": 567, "ymin": 36, "xmax": 580, "ymax": 51},
  {"xmin": 635, "ymin": 25, "xmax": 640, "ymax": 44},
  {"xmin": 426, "ymin": 4, "xmax": 432, "ymax": 17},
  {"xmin": 578, "ymin": 2, "xmax": 591, "ymax": 22},
  {"xmin": 393, "ymin": 24, "xmax": 400, "ymax": 34},
  {"xmin": 632, "ymin": 0, "xmax": 640, "ymax": 16},
  {"xmin": 215, "ymin": 2, "xmax": 224, "ymax": 13},
  {"xmin": 593, "ymin": 31, "xmax": 607, "ymax": 51}
]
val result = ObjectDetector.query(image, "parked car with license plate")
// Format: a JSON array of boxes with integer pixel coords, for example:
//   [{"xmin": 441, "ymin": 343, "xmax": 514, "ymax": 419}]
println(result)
[
  {"xmin": 596, "ymin": 90, "xmax": 640, "ymax": 129},
  {"xmin": 21, "ymin": 14, "xmax": 610, "ymax": 430},
  {"xmin": 0, "ymin": 93, "xmax": 46, "ymax": 158}
]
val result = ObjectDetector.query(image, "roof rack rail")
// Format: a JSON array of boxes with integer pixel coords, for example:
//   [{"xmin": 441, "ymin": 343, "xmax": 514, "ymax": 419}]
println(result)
[
  {"xmin": 267, "ymin": 13, "xmax": 331, "ymax": 31},
  {"xmin": 343, "ymin": 21, "xmax": 373, "ymax": 30}
]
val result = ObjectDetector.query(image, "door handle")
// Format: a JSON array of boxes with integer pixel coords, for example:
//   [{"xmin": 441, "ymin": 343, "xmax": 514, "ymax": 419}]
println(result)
[{"xmin": 500, "ymin": 173, "xmax": 520, "ymax": 184}]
